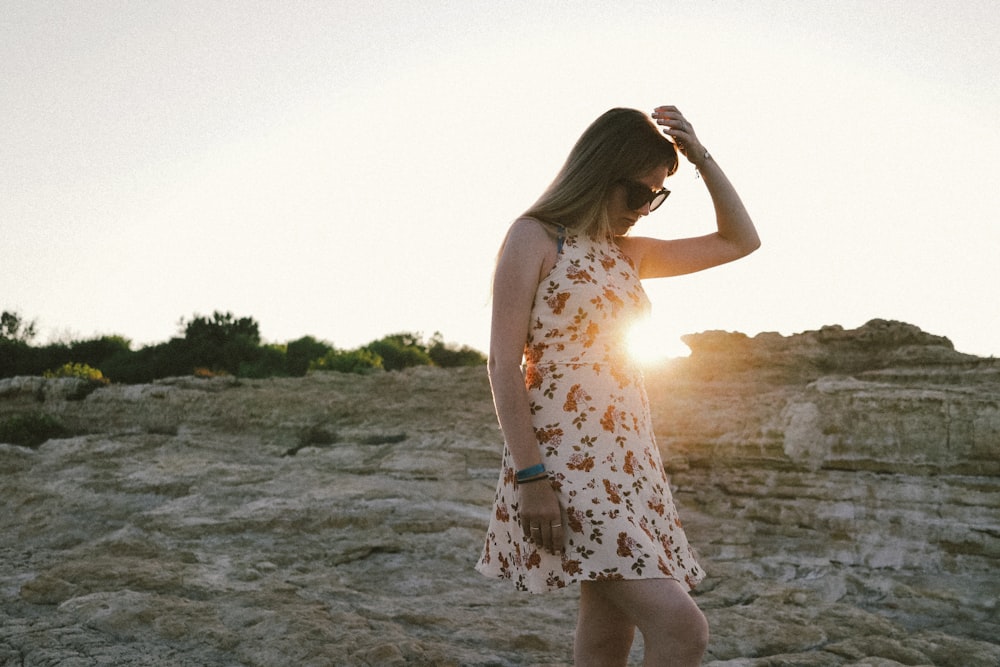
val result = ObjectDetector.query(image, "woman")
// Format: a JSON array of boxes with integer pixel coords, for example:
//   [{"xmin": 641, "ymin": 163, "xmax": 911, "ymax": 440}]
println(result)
[{"xmin": 476, "ymin": 105, "xmax": 760, "ymax": 666}]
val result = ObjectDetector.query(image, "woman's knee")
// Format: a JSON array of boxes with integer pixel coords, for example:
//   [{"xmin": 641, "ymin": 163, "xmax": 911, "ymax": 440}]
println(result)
[
  {"xmin": 684, "ymin": 604, "xmax": 710, "ymax": 653},
  {"xmin": 661, "ymin": 585, "xmax": 708, "ymax": 648},
  {"xmin": 616, "ymin": 579, "xmax": 708, "ymax": 644}
]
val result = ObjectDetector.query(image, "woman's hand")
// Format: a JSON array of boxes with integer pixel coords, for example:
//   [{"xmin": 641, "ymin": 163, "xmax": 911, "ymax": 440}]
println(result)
[
  {"xmin": 518, "ymin": 481, "xmax": 565, "ymax": 556},
  {"xmin": 618, "ymin": 104, "xmax": 759, "ymax": 280},
  {"xmin": 652, "ymin": 105, "xmax": 709, "ymax": 168}
]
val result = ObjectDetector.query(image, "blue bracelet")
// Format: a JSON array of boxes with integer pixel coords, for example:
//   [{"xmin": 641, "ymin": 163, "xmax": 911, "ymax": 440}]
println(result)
[{"xmin": 516, "ymin": 463, "xmax": 546, "ymax": 482}]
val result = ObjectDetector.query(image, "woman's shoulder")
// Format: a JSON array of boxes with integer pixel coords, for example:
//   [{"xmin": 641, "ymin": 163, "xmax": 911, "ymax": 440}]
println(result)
[
  {"xmin": 508, "ymin": 216, "xmax": 563, "ymax": 241},
  {"xmin": 498, "ymin": 217, "xmax": 561, "ymax": 279},
  {"xmin": 501, "ymin": 216, "xmax": 562, "ymax": 255}
]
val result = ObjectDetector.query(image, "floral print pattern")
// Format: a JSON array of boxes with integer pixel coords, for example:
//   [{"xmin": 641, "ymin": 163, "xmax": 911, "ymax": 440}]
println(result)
[{"xmin": 476, "ymin": 233, "xmax": 704, "ymax": 594}]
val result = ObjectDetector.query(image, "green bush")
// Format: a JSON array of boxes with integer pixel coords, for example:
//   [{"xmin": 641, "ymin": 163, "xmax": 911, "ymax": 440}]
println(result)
[
  {"xmin": 238, "ymin": 344, "xmax": 288, "ymax": 379},
  {"xmin": 364, "ymin": 333, "xmax": 433, "ymax": 371},
  {"xmin": 98, "ymin": 341, "xmax": 181, "ymax": 384},
  {"xmin": 181, "ymin": 311, "xmax": 262, "ymax": 375},
  {"xmin": 0, "ymin": 310, "xmax": 485, "ymax": 383},
  {"xmin": 427, "ymin": 332, "xmax": 487, "ymax": 367},
  {"xmin": 70, "ymin": 336, "xmax": 131, "ymax": 367},
  {"xmin": 286, "ymin": 336, "xmax": 333, "ymax": 376},
  {"xmin": 100, "ymin": 311, "xmax": 268, "ymax": 382},
  {"xmin": 0, "ymin": 412, "xmax": 71, "ymax": 448},
  {"xmin": 311, "ymin": 348, "xmax": 384, "ymax": 374},
  {"xmin": 0, "ymin": 339, "xmax": 36, "ymax": 377}
]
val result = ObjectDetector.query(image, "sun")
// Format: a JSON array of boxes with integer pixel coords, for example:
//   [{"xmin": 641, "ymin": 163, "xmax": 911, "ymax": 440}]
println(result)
[{"xmin": 626, "ymin": 319, "xmax": 691, "ymax": 365}]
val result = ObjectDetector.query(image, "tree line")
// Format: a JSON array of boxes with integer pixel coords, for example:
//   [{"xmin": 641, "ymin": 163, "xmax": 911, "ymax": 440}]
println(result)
[{"xmin": 0, "ymin": 310, "xmax": 486, "ymax": 384}]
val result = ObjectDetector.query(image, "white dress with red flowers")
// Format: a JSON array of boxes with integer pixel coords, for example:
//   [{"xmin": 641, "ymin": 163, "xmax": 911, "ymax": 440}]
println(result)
[{"xmin": 476, "ymin": 232, "xmax": 704, "ymax": 593}]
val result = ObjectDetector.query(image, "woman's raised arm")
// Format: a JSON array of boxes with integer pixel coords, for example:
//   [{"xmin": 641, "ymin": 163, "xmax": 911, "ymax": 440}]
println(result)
[{"xmin": 621, "ymin": 106, "xmax": 761, "ymax": 279}]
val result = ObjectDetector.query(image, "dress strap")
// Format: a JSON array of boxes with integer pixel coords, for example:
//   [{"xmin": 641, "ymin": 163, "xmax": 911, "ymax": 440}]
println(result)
[{"xmin": 556, "ymin": 225, "xmax": 566, "ymax": 254}]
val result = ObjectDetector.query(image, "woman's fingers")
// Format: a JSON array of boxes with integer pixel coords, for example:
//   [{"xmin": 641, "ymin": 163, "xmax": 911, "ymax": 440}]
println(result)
[
  {"xmin": 524, "ymin": 518, "xmax": 565, "ymax": 555},
  {"xmin": 550, "ymin": 520, "xmax": 565, "ymax": 556},
  {"xmin": 652, "ymin": 106, "xmax": 693, "ymax": 131},
  {"xmin": 518, "ymin": 483, "xmax": 564, "ymax": 554},
  {"xmin": 652, "ymin": 105, "xmax": 703, "ymax": 159},
  {"xmin": 654, "ymin": 113, "xmax": 694, "ymax": 137},
  {"xmin": 652, "ymin": 105, "xmax": 685, "ymax": 125}
]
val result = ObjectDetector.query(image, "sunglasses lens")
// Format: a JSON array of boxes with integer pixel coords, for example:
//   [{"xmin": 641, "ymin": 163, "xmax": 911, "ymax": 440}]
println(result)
[
  {"xmin": 620, "ymin": 181, "xmax": 669, "ymax": 212},
  {"xmin": 649, "ymin": 191, "xmax": 668, "ymax": 212}
]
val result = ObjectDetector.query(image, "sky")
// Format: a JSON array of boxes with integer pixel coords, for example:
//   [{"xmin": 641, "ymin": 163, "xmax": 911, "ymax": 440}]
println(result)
[{"xmin": 3, "ymin": 0, "xmax": 999, "ymax": 361}]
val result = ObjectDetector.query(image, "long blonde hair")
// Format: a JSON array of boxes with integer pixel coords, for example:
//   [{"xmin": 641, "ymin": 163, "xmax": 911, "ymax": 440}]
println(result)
[{"xmin": 524, "ymin": 108, "xmax": 679, "ymax": 238}]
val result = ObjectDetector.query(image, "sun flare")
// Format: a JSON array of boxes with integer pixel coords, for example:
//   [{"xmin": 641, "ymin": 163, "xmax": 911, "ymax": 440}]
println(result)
[{"xmin": 626, "ymin": 319, "xmax": 690, "ymax": 365}]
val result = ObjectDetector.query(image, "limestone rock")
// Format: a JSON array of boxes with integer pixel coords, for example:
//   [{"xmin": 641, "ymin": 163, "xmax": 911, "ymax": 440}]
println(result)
[{"xmin": 1, "ymin": 321, "xmax": 998, "ymax": 665}]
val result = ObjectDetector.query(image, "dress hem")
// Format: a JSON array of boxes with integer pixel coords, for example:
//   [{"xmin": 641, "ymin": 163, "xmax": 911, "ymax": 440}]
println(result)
[{"xmin": 474, "ymin": 563, "xmax": 705, "ymax": 596}]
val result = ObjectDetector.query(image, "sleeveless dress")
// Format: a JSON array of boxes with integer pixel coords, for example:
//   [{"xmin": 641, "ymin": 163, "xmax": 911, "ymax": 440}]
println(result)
[{"xmin": 476, "ymin": 231, "xmax": 704, "ymax": 594}]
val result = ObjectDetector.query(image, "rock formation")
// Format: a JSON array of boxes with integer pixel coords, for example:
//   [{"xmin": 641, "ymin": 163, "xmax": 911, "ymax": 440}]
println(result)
[{"xmin": 1, "ymin": 319, "xmax": 998, "ymax": 666}]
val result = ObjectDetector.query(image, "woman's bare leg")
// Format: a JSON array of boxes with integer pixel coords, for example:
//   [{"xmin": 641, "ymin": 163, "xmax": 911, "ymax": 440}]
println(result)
[
  {"xmin": 575, "ymin": 578, "xmax": 708, "ymax": 667},
  {"xmin": 574, "ymin": 581, "xmax": 636, "ymax": 667}
]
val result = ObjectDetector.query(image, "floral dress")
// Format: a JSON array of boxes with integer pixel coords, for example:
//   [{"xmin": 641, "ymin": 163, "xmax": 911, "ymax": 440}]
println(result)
[{"xmin": 476, "ymin": 231, "xmax": 704, "ymax": 594}]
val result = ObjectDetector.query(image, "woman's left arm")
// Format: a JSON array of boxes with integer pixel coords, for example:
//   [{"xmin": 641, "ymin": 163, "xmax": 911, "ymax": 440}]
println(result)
[{"xmin": 623, "ymin": 105, "xmax": 761, "ymax": 279}]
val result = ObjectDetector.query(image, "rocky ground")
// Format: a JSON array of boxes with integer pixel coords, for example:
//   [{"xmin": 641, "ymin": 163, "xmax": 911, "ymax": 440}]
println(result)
[{"xmin": 1, "ymin": 320, "xmax": 998, "ymax": 666}]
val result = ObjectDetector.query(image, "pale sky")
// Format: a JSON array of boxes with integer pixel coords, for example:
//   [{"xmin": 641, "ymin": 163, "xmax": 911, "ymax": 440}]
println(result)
[{"xmin": 3, "ymin": 0, "xmax": 999, "ymax": 360}]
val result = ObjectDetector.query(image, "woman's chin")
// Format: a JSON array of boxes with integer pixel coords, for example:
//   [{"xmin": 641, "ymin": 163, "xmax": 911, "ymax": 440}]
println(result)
[{"xmin": 613, "ymin": 221, "xmax": 636, "ymax": 236}]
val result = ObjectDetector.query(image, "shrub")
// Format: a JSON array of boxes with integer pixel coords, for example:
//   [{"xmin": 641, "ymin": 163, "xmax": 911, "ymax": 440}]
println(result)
[
  {"xmin": 0, "ymin": 310, "xmax": 485, "ymax": 383},
  {"xmin": 0, "ymin": 339, "xmax": 35, "ymax": 377},
  {"xmin": 364, "ymin": 333, "xmax": 433, "ymax": 371},
  {"xmin": 238, "ymin": 344, "xmax": 288, "ymax": 379},
  {"xmin": 99, "ymin": 341, "xmax": 184, "ymax": 384},
  {"xmin": 44, "ymin": 362, "xmax": 110, "ymax": 384},
  {"xmin": 183, "ymin": 312, "xmax": 261, "ymax": 346},
  {"xmin": 0, "ymin": 412, "xmax": 71, "ymax": 448},
  {"xmin": 286, "ymin": 336, "xmax": 332, "ymax": 376},
  {"xmin": 70, "ymin": 336, "xmax": 131, "ymax": 368},
  {"xmin": 427, "ymin": 332, "xmax": 486, "ymax": 367},
  {"xmin": 311, "ymin": 348, "xmax": 383, "ymax": 374},
  {"xmin": 180, "ymin": 311, "xmax": 262, "ymax": 375}
]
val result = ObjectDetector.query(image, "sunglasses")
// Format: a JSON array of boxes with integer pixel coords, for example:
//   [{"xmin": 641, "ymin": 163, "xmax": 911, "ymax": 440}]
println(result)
[{"xmin": 618, "ymin": 179, "xmax": 670, "ymax": 212}]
